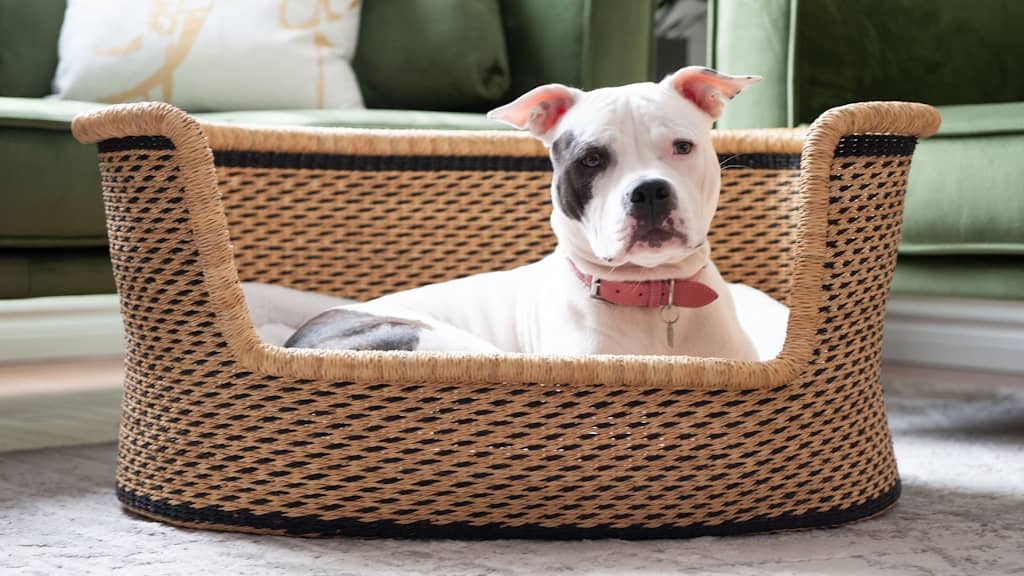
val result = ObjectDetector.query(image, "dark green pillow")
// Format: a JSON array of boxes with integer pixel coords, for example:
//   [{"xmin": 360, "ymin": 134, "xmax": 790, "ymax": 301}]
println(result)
[
  {"xmin": 353, "ymin": 0, "xmax": 511, "ymax": 112},
  {"xmin": 0, "ymin": 0, "xmax": 66, "ymax": 98}
]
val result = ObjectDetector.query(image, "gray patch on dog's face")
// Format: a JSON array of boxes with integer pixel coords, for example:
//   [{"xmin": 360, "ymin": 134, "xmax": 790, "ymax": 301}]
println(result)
[
  {"xmin": 551, "ymin": 131, "xmax": 612, "ymax": 221},
  {"xmin": 284, "ymin": 308, "xmax": 425, "ymax": 351}
]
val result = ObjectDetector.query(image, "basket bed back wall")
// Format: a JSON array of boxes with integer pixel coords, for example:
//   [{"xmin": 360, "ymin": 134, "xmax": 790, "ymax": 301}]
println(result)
[
  {"xmin": 73, "ymin": 102, "xmax": 940, "ymax": 539},
  {"xmin": 213, "ymin": 132, "xmax": 803, "ymax": 304}
]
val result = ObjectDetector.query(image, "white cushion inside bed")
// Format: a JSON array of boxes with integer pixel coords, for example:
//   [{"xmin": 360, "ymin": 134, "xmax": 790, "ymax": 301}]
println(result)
[{"xmin": 244, "ymin": 281, "xmax": 789, "ymax": 360}]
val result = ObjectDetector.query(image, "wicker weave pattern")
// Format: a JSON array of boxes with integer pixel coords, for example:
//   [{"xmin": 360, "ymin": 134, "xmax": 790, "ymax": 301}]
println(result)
[
  {"xmin": 73, "ymin": 102, "xmax": 940, "ymax": 538},
  {"xmin": 215, "ymin": 155, "xmax": 801, "ymax": 302},
  {"xmin": 712, "ymin": 162, "xmax": 801, "ymax": 302},
  {"xmin": 218, "ymin": 165, "xmax": 555, "ymax": 299}
]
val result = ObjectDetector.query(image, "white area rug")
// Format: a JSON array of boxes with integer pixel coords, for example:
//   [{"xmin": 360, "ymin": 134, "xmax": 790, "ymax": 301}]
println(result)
[{"xmin": 1, "ymin": 375, "xmax": 1022, "ymax": 576}]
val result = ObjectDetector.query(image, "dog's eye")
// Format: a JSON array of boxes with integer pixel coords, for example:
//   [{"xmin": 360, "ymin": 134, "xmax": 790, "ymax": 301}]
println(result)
[
  {"xmin": 579, "ymin": 151, "xmax": 604, "ymax": 168},
  {"xmin": 673, "ymin": 139, "xmax": 694, "ymax": 155}
]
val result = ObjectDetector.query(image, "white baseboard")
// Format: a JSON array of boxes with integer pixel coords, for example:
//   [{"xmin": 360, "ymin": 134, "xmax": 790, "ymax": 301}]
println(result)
[
  {"xmin": 0, "ymin": 294, "xmax": 125, "ymax": 363},
  {"xmin": 2, "ymin": 293, "xmax": 1021, "ymax": 375},
  {"xmin": 882, "ymin": 296, "xmax": 1024, "ymax": 375}
]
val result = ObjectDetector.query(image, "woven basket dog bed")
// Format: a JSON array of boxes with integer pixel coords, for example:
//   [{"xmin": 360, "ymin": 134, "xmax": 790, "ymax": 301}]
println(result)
[{"xmin": 73, "ymin": 101, "xmax": 939, "ymax": 539}]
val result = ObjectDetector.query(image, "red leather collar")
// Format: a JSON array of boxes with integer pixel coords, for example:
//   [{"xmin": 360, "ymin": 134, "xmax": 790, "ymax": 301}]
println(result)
[{"xmin": 569, "ymin": 259, "xmax": 718, "ymax": 308}]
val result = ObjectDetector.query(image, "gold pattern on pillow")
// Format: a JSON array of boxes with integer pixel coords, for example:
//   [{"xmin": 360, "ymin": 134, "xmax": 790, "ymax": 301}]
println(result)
[
  {"xmin": 92, "ymin": 36, "xmax": 143, "ymax": 58},
  {"xmin": 278, "ymin": 0, "xmax": 361, "ymax": 108},
  {"xmin": 93, "ymin": 0, "xmax": 213, "ymax": 103}
]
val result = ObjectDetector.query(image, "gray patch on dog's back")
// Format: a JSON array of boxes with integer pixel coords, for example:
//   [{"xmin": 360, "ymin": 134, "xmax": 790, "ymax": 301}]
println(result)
[
  {"xmin": 551, "ymin": 131, "xmax": 611, "ymax": 221},
  {"xmin": 284, "ymin": 308, "xmax": 425, "ymax": 351}
]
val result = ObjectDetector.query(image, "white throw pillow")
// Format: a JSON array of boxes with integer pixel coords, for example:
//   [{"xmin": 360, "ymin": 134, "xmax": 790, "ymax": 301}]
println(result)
[{"xmin": 52, "ymin": 0, "xmax": 364, "ymax": 111}]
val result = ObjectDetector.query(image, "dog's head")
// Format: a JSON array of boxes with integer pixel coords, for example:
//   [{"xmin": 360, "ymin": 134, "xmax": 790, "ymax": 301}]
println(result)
[{"xmin": 488, "ymin": 67, "xmax": 759, "ymax": 271}]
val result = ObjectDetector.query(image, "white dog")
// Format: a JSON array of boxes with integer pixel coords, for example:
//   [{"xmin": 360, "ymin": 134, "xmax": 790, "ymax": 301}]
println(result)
[{"xmin": 245, "ymin": 67, "xmax": 788, "ymax": 360}]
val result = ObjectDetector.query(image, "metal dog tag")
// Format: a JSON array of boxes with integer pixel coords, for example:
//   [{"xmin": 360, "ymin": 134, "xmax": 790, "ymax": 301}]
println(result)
[
  {"xmin": 661, "ymin": 279, "xmax": 681, "ymax": 348},
  {"xmin": 660, "ymin": 304, "xmax": 680, "ymax": 349}
]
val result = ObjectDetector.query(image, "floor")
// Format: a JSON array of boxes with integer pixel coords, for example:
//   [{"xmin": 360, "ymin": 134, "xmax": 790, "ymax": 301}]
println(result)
[
  {"xmin": 0, "ymin": 361, "xmax": 1022, "ymax": 576},
  {"xmin": 0, "ymin": 357, "xmax": 122, "ymax": 452}
]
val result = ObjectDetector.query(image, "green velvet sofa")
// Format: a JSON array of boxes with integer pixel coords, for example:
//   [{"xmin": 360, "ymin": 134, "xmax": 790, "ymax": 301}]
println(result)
[
  {"xmin": 709, "ymin": 0, "xmax": 1024, "ymax": 300},
  {"xmin": 0, "ymin": 0, "xmax": 654, "ymax": 299}
]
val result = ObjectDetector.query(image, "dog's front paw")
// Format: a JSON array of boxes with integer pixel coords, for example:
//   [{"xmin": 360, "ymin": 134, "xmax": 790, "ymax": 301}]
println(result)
[
  {"xmin": 284, "ymin": 308, "xmax": 424, "ymax": 351},
  {"xmin": 284, "ymin": 305, "xmax": 503, "ymax": 354}
]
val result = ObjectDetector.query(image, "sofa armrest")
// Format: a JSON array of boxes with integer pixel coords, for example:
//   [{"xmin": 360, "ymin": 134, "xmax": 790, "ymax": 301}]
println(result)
[{"xmin": 500, "ymin": 0, "xmax": 654, "ymax": 97}]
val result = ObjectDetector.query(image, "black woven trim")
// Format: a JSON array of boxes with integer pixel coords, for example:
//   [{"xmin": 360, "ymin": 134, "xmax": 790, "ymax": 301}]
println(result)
[
  {"xmin": 97, "ymin": 136, "xmax": 175, "ymax": 153},
  {"xmin": 720, "ymin": 153, "xmax": 800, "ymax": 171},
  {"xmin": 93, "ymin": 138, "xmax": 799, "ymax": 173},
  {"xmin": 117, "ymin": 480, "xmax": 900, "ymax": 539},
  {"xmin": 834, "ymin": 135, "xmax": 917, "ymax": 157},
  {"xmin": 214, "ymin": 151, "xmax": 553, "ymax": 172},
  {"xmin": 212, "ymin": 151, "xmax": 801, "ymax": 172}
]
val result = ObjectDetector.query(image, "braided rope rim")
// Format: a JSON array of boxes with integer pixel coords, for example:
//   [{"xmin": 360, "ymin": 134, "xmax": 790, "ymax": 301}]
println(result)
[{"xmin": 72, "ymin": 102, "xmax": 939, "ymax": 389}]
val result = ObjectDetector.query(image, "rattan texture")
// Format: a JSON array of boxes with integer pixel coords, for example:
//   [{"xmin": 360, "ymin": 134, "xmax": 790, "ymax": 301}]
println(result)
[{"xmin": 73, "ymin": 101, "xmax": 940, "ymax": 538}]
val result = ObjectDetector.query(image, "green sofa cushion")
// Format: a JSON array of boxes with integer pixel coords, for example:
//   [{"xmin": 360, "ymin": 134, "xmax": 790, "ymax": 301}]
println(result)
[
  {"xmin": 0, "ymin": 124, "xmax": 106, "ymax": 248},
  {"xmin": 902, "ymin": 102, "xmax": 1024, "ymax": 256},
  {"xmin": 891, "ymin": 255, "xmax": 1024, "ymax": 301},
  {"xmin": 0, "ymin": 97, "xmax": 508, "ymax": 249},
  {"xmin": 353, "ymin": 0, "xmax": 510, "ymax": 112},
  {"xmin": 0, "ymin": 0, "xmax": 65, "ymax": 98},
  {"xmin": 0, "ymin": 98, "xmax": 107, "ymax": 248},
  {"xmin": 0, "ymin": 248, "xmax": 115, "ymax": 299},
  {"xmin": 932, "ymin": 101, "xmax": 1024, "ymax": 137}
]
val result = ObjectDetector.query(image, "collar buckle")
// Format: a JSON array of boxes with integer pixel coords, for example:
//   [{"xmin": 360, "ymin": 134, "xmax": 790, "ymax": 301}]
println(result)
[{"xmin": 589, "ymin": 277, "xmax": 603, "ymax": 299}]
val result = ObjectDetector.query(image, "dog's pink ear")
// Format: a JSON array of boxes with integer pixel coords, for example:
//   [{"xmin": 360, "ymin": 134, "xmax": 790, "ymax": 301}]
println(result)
[
  {"xmin": 487, "ymin": 84, "xmax": 580, "ymax": 140},
  {"xmin": 661, "ymin": 67, "xmax": 761, "ymax": 120}
]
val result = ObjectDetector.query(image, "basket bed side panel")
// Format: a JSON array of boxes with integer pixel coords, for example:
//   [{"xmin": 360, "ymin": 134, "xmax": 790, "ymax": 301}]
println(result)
[{"xmin": 712, "ymin": 154, "xmax": 802, "ymax": 303}]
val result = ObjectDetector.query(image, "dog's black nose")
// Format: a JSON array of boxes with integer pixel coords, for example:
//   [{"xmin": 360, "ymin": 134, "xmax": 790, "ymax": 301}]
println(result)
[{"xmin": 628, "ymin": 179, "xmax": 675, "ymax": 221}]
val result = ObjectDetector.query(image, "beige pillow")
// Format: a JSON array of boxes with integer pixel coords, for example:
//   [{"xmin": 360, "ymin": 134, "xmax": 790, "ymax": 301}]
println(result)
[{"xmin": 52, "ymin": 0, "xmax": 364, "ymax": 111}]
